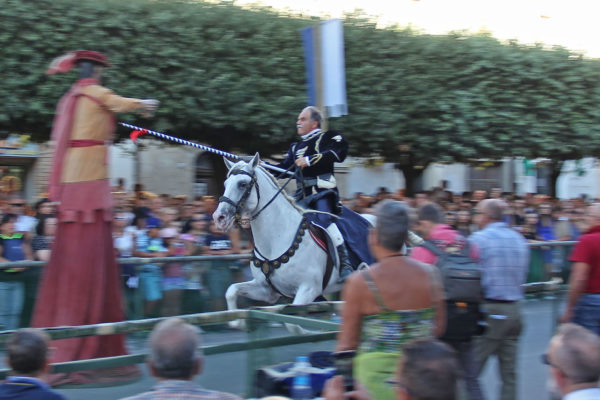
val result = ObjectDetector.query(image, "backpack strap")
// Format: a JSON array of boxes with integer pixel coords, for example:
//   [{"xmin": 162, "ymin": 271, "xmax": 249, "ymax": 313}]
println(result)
[
  {"xmin": 421, "ymin": 262, "xmax": 446, "ymax": 303},
  {"xmin": 419, "ymin": 240, "xmax": 445, "ymax": 257},
  {"xmin": 421, "ymin": 239, "xmax": 471, "ymax": 258},
  {"xmin": 361, "ymin": 269, "xmax": 390, "ymax": 312}
]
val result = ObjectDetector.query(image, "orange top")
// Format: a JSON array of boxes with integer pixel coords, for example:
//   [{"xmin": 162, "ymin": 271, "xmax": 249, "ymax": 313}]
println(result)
[{"xmin": 61, "ymin": 84, "xmax": 142, "ymax": 183}]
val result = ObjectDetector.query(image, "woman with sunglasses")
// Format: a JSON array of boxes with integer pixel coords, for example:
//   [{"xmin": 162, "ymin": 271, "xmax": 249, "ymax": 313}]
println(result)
[{"xmin": 336, "ymin": 200, "xmax": 445, "ymax": 400}]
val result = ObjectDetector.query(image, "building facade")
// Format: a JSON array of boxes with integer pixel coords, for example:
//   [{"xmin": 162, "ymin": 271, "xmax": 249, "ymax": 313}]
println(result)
[{"xmin": 14, "ymin": 136, "xmax": 599, "ymax": 202}]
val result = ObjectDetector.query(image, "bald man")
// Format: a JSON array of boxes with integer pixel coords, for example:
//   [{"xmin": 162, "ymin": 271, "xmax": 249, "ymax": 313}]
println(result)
[
  {"xmin": 121, "ymin": 318, "xmax": 241, "ymax": 400},
  {"xmin": 560, "ymin": 203, "xmax": 600, "ymax": 335},
  {"xmin": 469, "ymin": 199, "xmax": 529, "ymax": 400},
  {"xmin": 545, "ymin": 323, "xmax": 600, "ymax": 399}
]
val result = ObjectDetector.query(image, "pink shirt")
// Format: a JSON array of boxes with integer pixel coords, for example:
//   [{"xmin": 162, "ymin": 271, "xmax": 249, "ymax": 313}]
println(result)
[{"xmin": 411, "ymin": 224, "xmax": 477, "ymax": 264}]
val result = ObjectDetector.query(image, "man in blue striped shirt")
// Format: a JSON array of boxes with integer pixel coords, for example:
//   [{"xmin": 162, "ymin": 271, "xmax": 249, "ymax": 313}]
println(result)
[{"xmin": 469, "ymin": 199, "xmax": 529, "ymax": 400}]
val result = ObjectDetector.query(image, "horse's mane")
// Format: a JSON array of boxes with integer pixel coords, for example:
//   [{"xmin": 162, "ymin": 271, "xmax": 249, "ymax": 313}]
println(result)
[{"xmin": 255, "ymin": 165, "xmax": 307, "ymax": 215}]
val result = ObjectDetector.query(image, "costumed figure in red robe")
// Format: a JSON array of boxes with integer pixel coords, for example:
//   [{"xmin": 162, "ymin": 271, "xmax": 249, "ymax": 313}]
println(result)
[{"xmin": 32, "ymin": 50, "xmax": 159, "ymax": 385}]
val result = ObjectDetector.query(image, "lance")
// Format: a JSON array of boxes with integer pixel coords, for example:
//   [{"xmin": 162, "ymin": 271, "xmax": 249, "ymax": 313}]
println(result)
[{"xmin": 119, "ymin": 122, "xmax": 294, "ymax": 177}]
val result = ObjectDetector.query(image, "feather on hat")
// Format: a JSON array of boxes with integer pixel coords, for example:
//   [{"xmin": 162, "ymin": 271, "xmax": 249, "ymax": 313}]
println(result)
[{"xmin": 46, "ymin": 50, "xmax": 110, "ymax": 75}]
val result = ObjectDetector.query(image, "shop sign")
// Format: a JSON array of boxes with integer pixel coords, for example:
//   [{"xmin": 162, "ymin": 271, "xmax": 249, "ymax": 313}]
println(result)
[{"xmin": 0, "ymin": 134, "xmax": 39, "ymax": 157}]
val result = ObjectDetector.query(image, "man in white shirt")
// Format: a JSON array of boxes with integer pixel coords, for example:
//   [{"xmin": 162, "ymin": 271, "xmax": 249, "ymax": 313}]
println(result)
[
  {"xmin": 545, "ymin": 323, "xmax": 600, "ymax": 400},
  {"xmin": 8, "ymin": 195, "xmax": 36, "ymax": 234}
]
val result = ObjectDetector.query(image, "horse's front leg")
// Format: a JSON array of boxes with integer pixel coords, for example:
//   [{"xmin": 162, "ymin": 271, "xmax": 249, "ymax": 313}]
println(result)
[
  {"xmin": 225, "ymin": 279, "xmax": 280, "ymax": 329},
  {"xmin": 292, "ymin": 284, "xmax": 323, "ymax": 306},
  {"xmin": 282, "ymin": 284, "xmax": 325, "ymax": 335}
]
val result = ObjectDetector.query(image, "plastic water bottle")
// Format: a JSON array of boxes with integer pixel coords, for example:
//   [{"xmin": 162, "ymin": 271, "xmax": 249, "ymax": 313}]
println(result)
[{"xmin": 291, "ymin": 355, "xmax": 313, "ymax": 400}]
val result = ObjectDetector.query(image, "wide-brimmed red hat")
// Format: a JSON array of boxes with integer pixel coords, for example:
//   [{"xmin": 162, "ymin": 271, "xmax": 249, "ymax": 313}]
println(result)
[{"xmin": 46, "ymin": 50, "xmax": 110, "ymax": 75}]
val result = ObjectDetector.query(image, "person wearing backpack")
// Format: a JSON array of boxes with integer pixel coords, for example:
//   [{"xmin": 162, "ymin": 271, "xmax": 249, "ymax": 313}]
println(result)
[
  {"xmin": 469, "ymin": 199, "xmax": 529, "ymax": 400},
  {"xmin": 411, "ymin": 202, "xmax": 485, "ymax": 400}
]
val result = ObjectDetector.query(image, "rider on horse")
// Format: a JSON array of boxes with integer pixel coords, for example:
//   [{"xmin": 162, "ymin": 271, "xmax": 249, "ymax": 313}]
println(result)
[{"xmin": 274, "ymin": 106, "xmax": 354, "ymax": 282}]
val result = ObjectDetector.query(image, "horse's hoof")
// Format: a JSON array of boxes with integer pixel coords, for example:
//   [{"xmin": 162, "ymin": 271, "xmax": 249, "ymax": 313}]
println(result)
[{"xmin": 229, "ymin": 319, "xmax": 246, "ymax": 330}]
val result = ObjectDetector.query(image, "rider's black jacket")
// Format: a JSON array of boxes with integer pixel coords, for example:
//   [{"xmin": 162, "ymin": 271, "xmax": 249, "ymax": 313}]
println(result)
[{"xmin": 275, "ymin": 129, "xmax": 348, "ymax": 198}]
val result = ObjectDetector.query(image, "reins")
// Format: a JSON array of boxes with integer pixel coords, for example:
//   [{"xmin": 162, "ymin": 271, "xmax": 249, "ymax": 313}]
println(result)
[
  {"xmin": 250, "ymin": 163, "xmax": 298, "ymax": 221},
  {"xmin": 219, "ymin": 162, "xmax": 298, "ymax": 226}
]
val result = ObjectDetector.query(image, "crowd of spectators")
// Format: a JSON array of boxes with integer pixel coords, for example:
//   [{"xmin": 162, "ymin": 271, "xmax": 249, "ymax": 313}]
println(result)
[
  {"xmin": 346, "ymin": 186, "xmax": 587, "ymax": 241},
  {"xmin": 326, "ymin": 193, "xmax": 600, "ymax": 400},
  {"xmin": 2, "ymin": 184, "xmax": 600, "ymax": 399},
  {"xmin": 110, "ymin": 184, "xmax": 589, "ymax": 321},
  {"xmin": 110, "ymin": 184, "xmax": 253, "ymax": 319},
  {"xmin": 0, "ymin": 184, "xmax": 254, "ymax": 327},
  {"xmin": 346, "ymin": 186, "xmax": 590, "ymax": 282},
  {"xmin": 0, "ymin": 196, "xmax": 57, "ymax": 330},
  {"xmin": 0, "ymin": 183, "xmax": 593, "ymax": 327}
]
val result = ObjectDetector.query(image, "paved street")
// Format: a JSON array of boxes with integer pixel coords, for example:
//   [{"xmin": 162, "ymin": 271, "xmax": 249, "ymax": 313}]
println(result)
[{"xmin": 1, "ymin": 295, "xmax": 562, "ymax": 400}]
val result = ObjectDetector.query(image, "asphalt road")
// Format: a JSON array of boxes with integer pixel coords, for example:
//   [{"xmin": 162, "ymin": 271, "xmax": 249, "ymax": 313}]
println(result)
[{"xmin": 2, "ymin": 295, "xmax": 562, "ymax": 400}]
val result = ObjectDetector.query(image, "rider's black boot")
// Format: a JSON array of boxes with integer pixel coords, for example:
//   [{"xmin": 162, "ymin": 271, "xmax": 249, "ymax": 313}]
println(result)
[{"xmin": 337, "ymin": 244, "xmax": 354, "ymax": 283}]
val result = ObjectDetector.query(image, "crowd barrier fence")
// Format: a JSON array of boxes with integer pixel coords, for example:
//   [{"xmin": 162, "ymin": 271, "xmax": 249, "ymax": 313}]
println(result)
[
  {"xmin": 0, "ymin": 243, "xmax": 573, "ymax": 396},
  {"xmin": 0, "ymin": 302, "xmax": 340, "ymax": 396}
]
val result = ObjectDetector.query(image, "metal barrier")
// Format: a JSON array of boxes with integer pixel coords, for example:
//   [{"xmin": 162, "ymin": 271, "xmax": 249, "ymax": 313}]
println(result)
[
  {"xmin": 0, "ymin": 242, "xmax": 574, "ymax": 327},
  {"xmin": 0, "ymin": 241, "xmax": 576, "ymax": 278},
  {"xmin": 0, "ymin": 254, "xmax": 252, "ymax": 270},
  {"xmin": 0, "ymin": 254, "xmax": 253, "ymax": 327},
  {"xmin": 0, "ymin": 302, "xmax": 341, "ymax": 396},
  {"xmin": 0, "ymin": 244, "xmax": 571, "ymax": 396}
]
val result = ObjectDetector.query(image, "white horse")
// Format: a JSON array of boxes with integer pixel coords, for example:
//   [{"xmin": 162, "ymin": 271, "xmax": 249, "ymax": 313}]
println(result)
[{"xmin": 213, "ymin": 153, "xmax": 347, "ymax": 327}]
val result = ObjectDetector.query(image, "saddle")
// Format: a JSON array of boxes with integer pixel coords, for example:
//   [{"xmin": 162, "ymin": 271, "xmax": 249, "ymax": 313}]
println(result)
[
  {"xmin": 300, "ymin": 194, "xmax": 375, "ymax": 271},
  {"xmin": 304, "ymin": 211, "xmax": 372, "ymax": 278},
  {"xmin": 296, "ymin": 189, "xmax": 342, "ymax": 214},
  {"xmin": 305, "ymin": 221, "xmax": 337, "ymax": 291},
  {"xmin": 252, "ymin": 196, "xmax": 374, "ymax": 298}
]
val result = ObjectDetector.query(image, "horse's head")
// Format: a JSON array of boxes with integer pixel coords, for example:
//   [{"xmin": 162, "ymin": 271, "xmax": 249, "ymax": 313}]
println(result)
[{"xmin": 213, "ymin": 152, "xmax": 261, "ymax": 232}]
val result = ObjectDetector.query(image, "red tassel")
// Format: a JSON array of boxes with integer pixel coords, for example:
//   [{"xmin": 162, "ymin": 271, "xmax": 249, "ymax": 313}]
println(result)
[{"xmin": 130, "ymin": 129, "xmax": 148, "ymax": 143}]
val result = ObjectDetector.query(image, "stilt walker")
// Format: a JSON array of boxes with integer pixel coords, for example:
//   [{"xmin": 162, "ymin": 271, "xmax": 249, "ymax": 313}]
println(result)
[{"xmin": 32, "ymin": 50, "xmax": 159, "ymax": 385}]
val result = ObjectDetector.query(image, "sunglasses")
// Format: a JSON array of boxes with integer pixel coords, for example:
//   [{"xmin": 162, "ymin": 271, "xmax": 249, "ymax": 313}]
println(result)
[
  {"xmin": 10, "ymin": 203, "xmax": 24, "ymax": 207},
  {"xmin": 541, "ymin": 353, "xmax": 552, "ymax": 366},
  {"xmin": 541, "ymin": 353, "xmax": 569, "ymax": 377},
  {"xmin": 385, "ymin": 379, "xmax": 416, "ymax": 397}
]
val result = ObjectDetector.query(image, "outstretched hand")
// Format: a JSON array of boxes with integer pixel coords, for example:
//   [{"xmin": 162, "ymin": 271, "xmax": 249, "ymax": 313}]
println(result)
[{"xmin": 140, "ymin": 99, "xmax": 159, "ymax": 118}]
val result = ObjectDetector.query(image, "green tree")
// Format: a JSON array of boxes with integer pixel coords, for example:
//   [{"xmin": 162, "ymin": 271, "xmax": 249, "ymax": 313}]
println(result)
[{"xmin": 335, "ymin": 21, "xmax": 600, "ymax": 195}]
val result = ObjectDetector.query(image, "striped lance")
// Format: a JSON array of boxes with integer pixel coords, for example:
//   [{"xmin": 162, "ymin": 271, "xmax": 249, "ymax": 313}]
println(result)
[{"xmin": 119, "ymin": 122, "xmax": 293, "ymax": 177}]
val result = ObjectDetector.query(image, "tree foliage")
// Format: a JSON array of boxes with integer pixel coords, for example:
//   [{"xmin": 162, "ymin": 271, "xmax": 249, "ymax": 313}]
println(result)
[
  {"xmin": 0, "ymin": 0, "xmax": 312, "ymax": 153},
  {"xmin": 338, "ymin": 19, "xmax": 600, "ymax": 171},
  {"xmin": 2, "ymin": 0, "xmax": 600, "ymax": 177}
]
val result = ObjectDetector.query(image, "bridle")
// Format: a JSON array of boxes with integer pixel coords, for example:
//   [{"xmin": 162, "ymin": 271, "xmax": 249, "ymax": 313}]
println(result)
[
  {"xmin": 218, "ymin": 168, "xmax": 259, "ymax": 225},
  {"xmin": 218, "ymin": 164, "xmax": 297, "ymax": 225}
]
